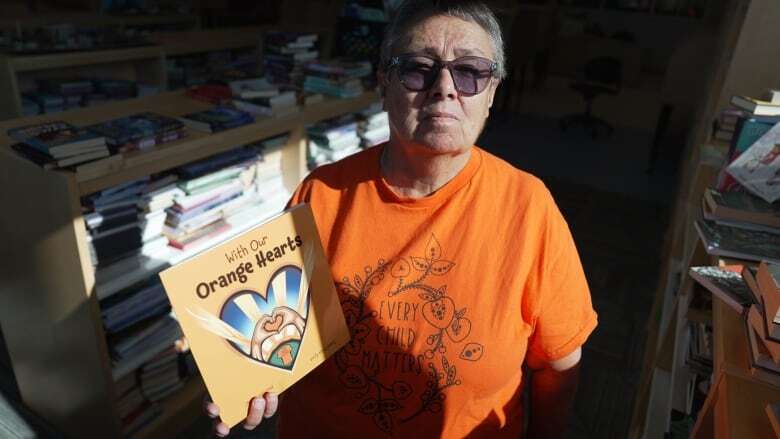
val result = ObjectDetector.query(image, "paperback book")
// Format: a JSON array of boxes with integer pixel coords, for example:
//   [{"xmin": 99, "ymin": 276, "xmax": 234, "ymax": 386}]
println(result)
[
  {"xmin": 689, "ymin": 265, "xmax": 753, "ymax": 314},
  {"xmin": 694, "ymin": 219, "xmax": 780, "ymax": 264},
  {"xmin": 177, "ymin": 107, "xmax": 254, "ymax": 133},
  {"xmin": 8, "ymin": 121, "xmax": 106, "ymax": 158},
  {"xmin": 158, "ymin": 203, "xmax": 350, "ymax": 427},
  {"xmin": 726, "ymin": 122, "xmax": 780, "ymax": 202}
]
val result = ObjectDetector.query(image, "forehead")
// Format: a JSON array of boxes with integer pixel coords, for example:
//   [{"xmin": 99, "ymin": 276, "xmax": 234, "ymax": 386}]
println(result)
[{"xmin": 398, "ymin": 15, "xmax": 494, "ymax": 59}]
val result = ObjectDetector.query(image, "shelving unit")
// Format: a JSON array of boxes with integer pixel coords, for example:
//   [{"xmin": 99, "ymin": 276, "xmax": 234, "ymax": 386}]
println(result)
[
  {"xmin": 0, "ymin": 45, "xmax": 168, "ymax": 120},
  {"xmin": 629, "ymin": 0, "xmax": 780, "ymax": 437},
  {"xmin": 0, "ymin": 88, "xmax": 380, "ymax": 438}
]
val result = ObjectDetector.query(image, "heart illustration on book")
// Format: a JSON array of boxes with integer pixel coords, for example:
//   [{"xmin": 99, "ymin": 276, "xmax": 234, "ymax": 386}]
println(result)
[{"xmin": 217, "ymin": 265, "xmax": 311, "ymax": 370}]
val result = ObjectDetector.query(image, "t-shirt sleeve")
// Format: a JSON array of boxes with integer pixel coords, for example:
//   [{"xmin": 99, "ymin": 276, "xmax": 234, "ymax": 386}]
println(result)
[
  {"xmin": 526, "ymin": 190, "xmax": 598, "ymax": 363},
  {"xmin": 286, "ymin": 175, "xmax": 315, "ymax": 208}
]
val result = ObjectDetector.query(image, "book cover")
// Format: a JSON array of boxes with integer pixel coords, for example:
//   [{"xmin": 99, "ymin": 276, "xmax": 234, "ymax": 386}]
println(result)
[
  {"xmin": 732, "ymin": 95, "xmax": 780, "ymax": 116},
  {"xmin": 704, "ymin": 188, "xmax": 780, "ymax": 228},
  {"xmin": 694, "ymin": 219, "xmax": 780, "ymax": 264},
  {"xmin": 87, "ymin": 112, "xmax": 184, "ymax": 147},
  {"xmin": 689, "ymin": 265, "xmax": 753, "ymax": 314},
  {"xmin": 758, "ymin": 261, "xmax": 780, "ymax": 325},
  {"xmin": 726, "ymin": 122, "xmax": 780, "ymax": 202},
  {"xmin": 177, "ymin": 107, "xmax": 253, "ymax": 133},
  {"xmin": 747, "ymin": 304, "xmax": 780, "ymax": 364},
  {"xmin": 158, "ymin": 203, "xmax": 350, "ymax": 427},
  {"xmin": 8, "ymin": 121, "xmax": 106, "ymax": 158}
]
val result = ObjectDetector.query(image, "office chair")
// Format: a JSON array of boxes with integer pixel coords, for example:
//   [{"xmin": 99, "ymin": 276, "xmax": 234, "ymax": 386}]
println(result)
[{"xmin": 559, "ymin": 56, "xmax": 622, "ymax": 139}]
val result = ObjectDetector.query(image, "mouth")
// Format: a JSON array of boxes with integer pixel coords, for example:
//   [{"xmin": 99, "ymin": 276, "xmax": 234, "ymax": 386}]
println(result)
[{"xmin": 423, "ymin": 111, "xmax": 458, "ymax": 121}]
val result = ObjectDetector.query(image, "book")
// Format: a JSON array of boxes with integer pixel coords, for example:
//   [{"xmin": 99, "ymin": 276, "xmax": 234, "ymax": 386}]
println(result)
[
  {"xmin": 177, "ymin": 107, "xmax": 253, "ymax": 133},
  {"xmin": 748, "ymin": 304, "xmax": 780, "ymax": 364},
  {"xmin": 8, "ymin": 121, "xmax": 107, "ymax": 159},
  {"xmin": 228, "ymin": 78, "xmax": 278, "ymax": 99},
  {"xmin": 87, "ymin": 112, "xmax": 184, "ymax": 150},
  {"xmin": 725, "ymin": 121, "xmax": 780, "ymax": 202},
  {"xmin": 694, "ymin": 219, "xmax": 780, "ymax": 264},
  {"xmin": 158, "ymin": 203, "xmax": 350, "ymax": 427},
  {"xmin": 689, "ymin": 265, "xmax": 753, "ymax": 314},
  {"xmin": 703, "ymin": 188, "xmax": 780, "ymax": 229},
  {"xmin": 744, "ymin": 311, "xmax": 780, "ymax": 386},
  {"xmin": 185, "ymin": 84, "xmax": 233, "ymax": 104},
  {"xmin": 759, "ymin": 262, "xmax": 780, "ymax": 325},
  {"xmin": 732, "ymin": 95, "xmax": 780, "ymax": 116},
  {"xmin": 743, "ymin": 266, "xmax": 764, "ymax": 306}
]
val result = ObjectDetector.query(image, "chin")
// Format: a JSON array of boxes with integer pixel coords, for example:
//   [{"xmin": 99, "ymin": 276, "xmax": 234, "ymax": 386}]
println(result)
[{"xmin": 413, "ymin": 134, "xmax": 471, "ymax": 155}]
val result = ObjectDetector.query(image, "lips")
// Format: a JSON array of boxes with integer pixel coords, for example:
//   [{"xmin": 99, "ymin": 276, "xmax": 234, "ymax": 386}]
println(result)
[{"xmin": 423, "ymin": 111, "xmax": 458, "ymax": 121}]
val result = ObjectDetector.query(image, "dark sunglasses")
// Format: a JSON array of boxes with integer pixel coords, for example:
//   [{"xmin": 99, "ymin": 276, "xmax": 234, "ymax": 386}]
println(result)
[{"xmin": 387, "ymin": 54, "xmax": 498, "ymax": 95}]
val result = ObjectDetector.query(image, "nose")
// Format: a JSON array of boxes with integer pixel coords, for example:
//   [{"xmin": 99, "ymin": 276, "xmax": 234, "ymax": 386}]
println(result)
[{"xmin": 429, "ymin": 66, "xmax": 457, "ymax": 99}]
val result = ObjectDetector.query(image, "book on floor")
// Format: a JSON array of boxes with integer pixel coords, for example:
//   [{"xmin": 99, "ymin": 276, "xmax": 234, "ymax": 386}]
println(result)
[{"xmin": 158, "ymin": 203, "xmax": 350, "ymax": 427}]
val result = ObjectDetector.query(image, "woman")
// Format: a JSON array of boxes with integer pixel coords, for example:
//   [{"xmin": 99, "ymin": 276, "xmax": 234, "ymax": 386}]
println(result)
[{"xmin": 208, "ymin": 1, "xmax": 597, "ymax": 437}]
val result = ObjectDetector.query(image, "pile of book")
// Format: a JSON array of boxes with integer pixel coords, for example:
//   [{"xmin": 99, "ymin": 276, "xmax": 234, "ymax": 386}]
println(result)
[
  {"xmin": 163, "ymin": 141, "xmax": 287, "ymax": 251},
  {"xmin": 303, "ymin": 59, "xmax": 372, "ymax": 98},
  {"xmin": 263, "ymin": 31, "xmax": 320, "ymax": 87},
  {"xmin": 307, "ymin": 114, "xmax": 362, "ymax": 169},
  {"xmin": 168, "ymin": 48, "xmax": 259, "ymax": 90},
  {"xmin": 8, "ymin": 120, "xmax": 110, "ymax": 169},
  {"xmin": 87, "ymin": 112, "xmax": 187, "ymax": 153},
  {"xmin": 692, "ymin": 262, "xmax": 780, "ymax": 386},
  {"xmin": 357, "ymin": 103, "xmax": 390, "ymax": 147},
  {"xmin": 83, "ymin": 177, "xmax": 172, "ymax": 268},
  {"xmin": 21, "ymin": 78, "xmax": 154, "ymax": 115},
  {"xmin": 229, "ymin": 77, "xmax": 299, "ymax": 117},
  {"xmin": 715, "ymin": 90, "xmax": 780, "ymax": 193}
]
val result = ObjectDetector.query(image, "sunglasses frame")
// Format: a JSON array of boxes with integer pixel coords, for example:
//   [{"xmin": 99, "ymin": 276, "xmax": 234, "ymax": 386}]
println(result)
[{"xmin": 387, "ymin": 54, "xmax": 498, "ymax": 96}]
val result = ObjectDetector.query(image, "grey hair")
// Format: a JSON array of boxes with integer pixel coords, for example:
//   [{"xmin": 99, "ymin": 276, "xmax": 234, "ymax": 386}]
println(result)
[{"xmin": 380, "ymin": 0, "xmax": 506, "ymax": 80}]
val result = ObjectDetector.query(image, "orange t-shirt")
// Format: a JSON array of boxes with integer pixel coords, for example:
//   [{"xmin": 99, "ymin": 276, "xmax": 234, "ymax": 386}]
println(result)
[{"xmin": 278, "ymin": 145, "xmax": 598, "ymax": 438}]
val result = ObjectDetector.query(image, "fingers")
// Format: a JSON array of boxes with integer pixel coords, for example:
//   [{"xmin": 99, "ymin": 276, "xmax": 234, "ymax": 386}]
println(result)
[
  {"xmin": 214, "ymin": 420, "xmax": 230, "ymax": 438},
  {"xmin": 263, "ymin": 393, "xmax": 279, "ymax": 418},
  {"xmin": 243, "ymin": 397, "xmax": 266, "ymax": 430},
  {"xmin": 204, "ymin": 397, "xmax": 230, "ymax": 437}
]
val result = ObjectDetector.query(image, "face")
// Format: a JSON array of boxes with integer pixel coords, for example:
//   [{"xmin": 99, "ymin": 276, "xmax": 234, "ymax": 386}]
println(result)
[{"xmin": 381, "ymin": 15, "xmax": 499, "ymax": 156}]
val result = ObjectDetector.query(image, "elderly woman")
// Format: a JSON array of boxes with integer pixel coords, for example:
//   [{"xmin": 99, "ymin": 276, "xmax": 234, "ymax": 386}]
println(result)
[{"xmin": 208, "ymin": 1, "xmax": 597, "ymax": 437}]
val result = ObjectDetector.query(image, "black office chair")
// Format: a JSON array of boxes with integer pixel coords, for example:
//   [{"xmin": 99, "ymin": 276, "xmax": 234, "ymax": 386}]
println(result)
[{"xmin": 559, "ymin": 56, "xmax": 622, "ymax": 139}]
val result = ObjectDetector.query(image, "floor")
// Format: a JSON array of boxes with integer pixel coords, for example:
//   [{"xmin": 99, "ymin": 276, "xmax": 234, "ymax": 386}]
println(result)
[{"xmin": 0, "ymin": 102, "xmax": 682, "ymax": 438}]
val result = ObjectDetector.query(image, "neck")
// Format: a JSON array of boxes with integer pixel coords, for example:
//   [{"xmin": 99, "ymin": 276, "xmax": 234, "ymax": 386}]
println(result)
[{"xmin": 380, "ymin": 142, "xmax": 472, "ymax": 198}]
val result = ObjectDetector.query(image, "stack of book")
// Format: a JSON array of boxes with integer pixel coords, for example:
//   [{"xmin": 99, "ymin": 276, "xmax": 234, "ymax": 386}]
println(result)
[
  {"xmin": 307, "ymin": 115, "xmax": 362, "ymax": 169},
  {"xmin": 744, "ymin": 262, "xmax": 780, "ymax": 386},
  {"xmin": 230, "ymin": 77, "xmax": 299, "ymax": 117},
  {"xmin": 253, "ymin": 134, "xmax": 288, "ymax": 195},
  {"xmin": 303, "ymin": 59, "xmax": 372, "ymax": 98},
  {"xmin": 138, "ymin": 345, "xmax": 186, "ymax": 403},
  {"xmin": 263, "ymin": 31, "xmax": 320, "ymax": 87},
  {"xmin": 23, "ymin": 92, "xmax": 65, "ymax": 114},
  {"xmin": 83, "ymin": 177, "xmax": 169, "ymax": 268},
  {"xmin": 702, "ymin": 188, "xmax": 780, "ymax": 234},
  {"xmin": 177, "ymin": 106, "xmax": 254, "ymax": 133},
  {"xmin": 8, "ymin": 120, "xmax": 110, "ymax": 169},
  {"xmin": 38, "ymin": 78, "xmax": 94, "ymax": 109},
  {"xmin": 87, "ymin": 112, "xmax": 187, "ymax": 153},
  {"xmin": 715, "ymin": 91, "xmax": 780, "ymax": 192},
  {"xmin": 163, "ymin": 146, "xmax": 268, "ymax": 251},
  {"xmin": 357, "ymin": 103, "xmax": 390, "ymax": 147}
]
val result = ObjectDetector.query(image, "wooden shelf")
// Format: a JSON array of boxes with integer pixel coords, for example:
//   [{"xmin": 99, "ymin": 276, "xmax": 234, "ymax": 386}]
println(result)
[
  {"xmin": 6, "ymin": 46, "xmax": 165, "ymax": 72},
  {"xmin": 0, "ymin": 13, "xmax": 199, "ymax": 30},
  {"xmin": 0, "ymin": 83, "xmax": 380, "ymax": 438}
]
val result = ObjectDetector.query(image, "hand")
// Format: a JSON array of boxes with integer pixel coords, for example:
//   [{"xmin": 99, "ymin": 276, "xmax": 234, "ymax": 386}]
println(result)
[{"xmin": 204, "ymin": 392, "xmax": 279, "ymax": 437}]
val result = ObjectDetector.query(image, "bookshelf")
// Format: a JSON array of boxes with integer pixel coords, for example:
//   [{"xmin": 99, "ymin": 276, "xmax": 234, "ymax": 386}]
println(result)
[
  {"xmin": 0, "ymin": 46, "xmax": 168, "ymax": 120},
  {"xmin": 0, "ymin": 88, "xmax": 380, "ymax": 438},
  {"xmin": 630, "ymin": 0, "xmax": 780, "ymax": 437}
]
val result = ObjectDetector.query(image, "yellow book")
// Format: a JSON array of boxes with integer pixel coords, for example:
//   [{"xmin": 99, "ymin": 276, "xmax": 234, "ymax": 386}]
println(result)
[{"xmin": 159, "ymin": 203, "xmax": 350, "ymax": 427}]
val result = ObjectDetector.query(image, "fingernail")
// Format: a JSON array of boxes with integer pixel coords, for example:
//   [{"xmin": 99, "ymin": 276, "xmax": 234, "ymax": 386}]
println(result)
[
  {"xmin": 253, "ymin": 398, "xmax": 264, "ymax": 409},
  {"xmin": 216, "ymin": 424, "xmax": 228, "ymax": 437}
]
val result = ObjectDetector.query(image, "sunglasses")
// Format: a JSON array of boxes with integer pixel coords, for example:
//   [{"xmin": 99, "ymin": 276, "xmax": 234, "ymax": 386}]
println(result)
[{"xmin": 387, "ymin": 54, "xmax": 498, "ymax": 95}]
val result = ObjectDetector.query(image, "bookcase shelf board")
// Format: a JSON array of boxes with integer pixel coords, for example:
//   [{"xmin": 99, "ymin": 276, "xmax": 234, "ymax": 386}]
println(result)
[
  {"xmin": 0, "ymin": 13, "xmax": 199, "ymax": 31},
  {"xmin": 0, "ymin": 85, "xmax": 381, "ymax": 438},
  {"xmin": 7, "ymin": 46, "xmax": 165, "ymax": 73}
]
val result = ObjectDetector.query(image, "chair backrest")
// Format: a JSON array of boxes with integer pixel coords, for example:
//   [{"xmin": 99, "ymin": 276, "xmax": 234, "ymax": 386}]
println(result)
[{"xmin": 583, "ymin": 56, "xmax": 622, "ymax": 89}]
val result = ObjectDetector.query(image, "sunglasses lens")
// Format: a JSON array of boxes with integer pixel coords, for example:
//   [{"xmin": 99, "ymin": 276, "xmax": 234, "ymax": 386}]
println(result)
[
  {"xmin": 398, "ymin": 57, "xmax": 437, "ymax": 91},
  {"xmin": 451, "ymin": 57, "xmax": 494, "ymax": 94},
  {"xmin": 396, "ymin": 56, "xmax": 495, "ymax": 94}
]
